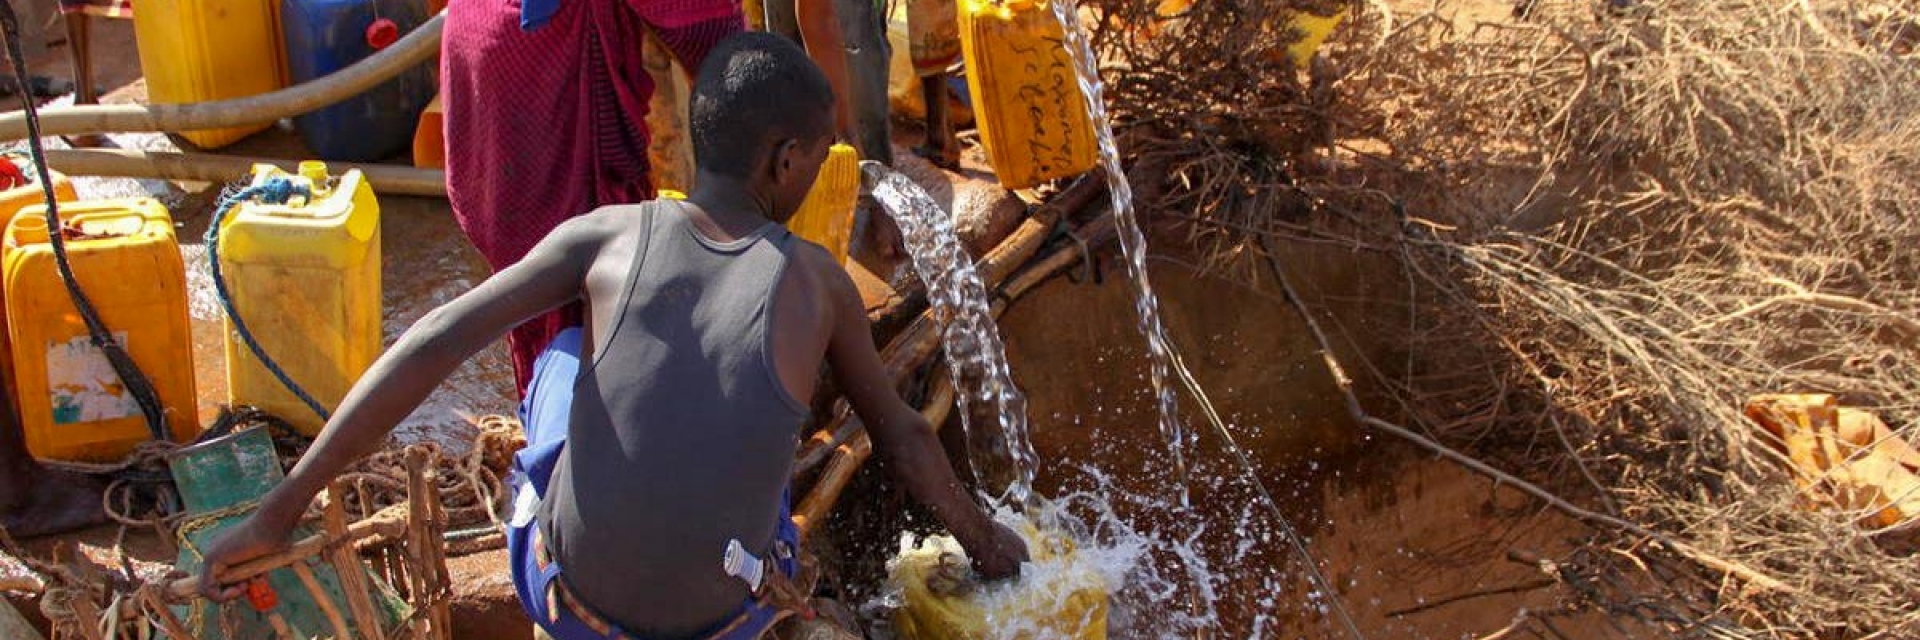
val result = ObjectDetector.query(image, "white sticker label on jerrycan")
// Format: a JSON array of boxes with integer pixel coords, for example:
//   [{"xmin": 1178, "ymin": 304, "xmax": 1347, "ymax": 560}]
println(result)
[{"xmin": 46, "ymin": 332, "xmax": 140, "ymax": 425}]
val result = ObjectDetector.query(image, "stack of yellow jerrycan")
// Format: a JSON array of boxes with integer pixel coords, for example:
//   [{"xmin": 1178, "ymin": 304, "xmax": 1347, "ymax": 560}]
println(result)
[
  {"xmin": 4, "ymin": 199, "xmax": 199, "ymax": 462},
  {"xmin": 216, "ymin": 162, "xmax": 382, "ymax": 435},
  {"xmin": 958, "ymin": 0, "xmax": 1099, "ymax": 190},
  {"xmin": 134, "ymin": 0, "xmax": 287, "ymax": 148},
  {"xmin": 788, "ymin": 143, "xmax": 860, "ymax": 264},
  {"xmin": 891, "ymin": 520, "xmax": 1109, "ymax": 640}
]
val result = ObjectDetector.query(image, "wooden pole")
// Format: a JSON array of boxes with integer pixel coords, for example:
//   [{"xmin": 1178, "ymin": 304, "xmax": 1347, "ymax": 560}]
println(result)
[
  {"xmin": 324, "ymin": 483, "xmax": 387, "ymax": 640},
  {"xmin": 404, "ymin": 449, "xmax": 435, "ymax": 640},
  {"xmin": 288, "ymin": 561, "xmax": 354, "ymax": 640},
  {"xmin": 0, "ymin": 15, "xmax": 444, "ymax": 140},
  {"xmin": 138, "ymin": 586, "xmax": 194, "ymax": 640},
  {"xmin": 57, "ymin": 544, "xmax": 105, "ymax": 640},
  {"xmin": 424, "ymin": 462, "xmax": 453, "ymax": 640},
  {"xmin": 43, "ymin": 149, "xmax": 446, "ymax": 197}
]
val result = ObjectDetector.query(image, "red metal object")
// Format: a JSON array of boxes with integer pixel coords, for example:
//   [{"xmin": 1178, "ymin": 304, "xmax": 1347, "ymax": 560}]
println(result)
[
  {"xmin": 365, "ymin": 18, "xmax": 399, "ymax": 50},
  {"xmin": 245, "ymin": 576, "xmax": 279, "ymax": 611},
  {"xmin": 0, "ymin": 160, "xmax": 27, "ymax": 190}
]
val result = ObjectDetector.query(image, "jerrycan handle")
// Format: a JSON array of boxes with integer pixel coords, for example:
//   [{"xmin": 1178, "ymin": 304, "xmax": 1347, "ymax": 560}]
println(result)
[{"xmin": 64, "ymin": 211, "xmax": 149, "ymax": 238}]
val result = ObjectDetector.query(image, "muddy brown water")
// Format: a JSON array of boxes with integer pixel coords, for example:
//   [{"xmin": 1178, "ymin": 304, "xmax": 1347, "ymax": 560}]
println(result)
[{"xmin": 991, "ymin": 234, "xmax": 1650, "ymax": 638}]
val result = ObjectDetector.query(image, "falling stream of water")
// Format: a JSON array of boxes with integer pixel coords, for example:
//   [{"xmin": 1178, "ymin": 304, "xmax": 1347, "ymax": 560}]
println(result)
[
  {"xmin": 863, "ymin": 164, "xmax": 1041, "ymax": 506},
  {"xmin": 1040, "ymin": 0, "xmax": 1224, "ymax": 627},
  {"xmin": 863, "ymin": 0, "xmax": 1277, "ymax": 633}
]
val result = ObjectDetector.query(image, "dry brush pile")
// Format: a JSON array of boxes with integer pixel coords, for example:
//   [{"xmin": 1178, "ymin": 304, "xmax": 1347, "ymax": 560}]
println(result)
[{"xmin": 1091, "ymin": 0, "xmax": 1920, "ymax": 635}]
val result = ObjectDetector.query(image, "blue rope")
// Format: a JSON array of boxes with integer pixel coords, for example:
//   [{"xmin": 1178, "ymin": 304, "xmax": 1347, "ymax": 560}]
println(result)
[{"xmin": 204, "ymin": 177, "xmax": 333, "ymax": 423}]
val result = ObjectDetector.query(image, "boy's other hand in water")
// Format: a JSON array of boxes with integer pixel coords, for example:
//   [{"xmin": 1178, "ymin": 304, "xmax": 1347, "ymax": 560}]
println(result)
[{"xmin": 970, "ymin": 521, "xmax": 1030, "ymax": 581}]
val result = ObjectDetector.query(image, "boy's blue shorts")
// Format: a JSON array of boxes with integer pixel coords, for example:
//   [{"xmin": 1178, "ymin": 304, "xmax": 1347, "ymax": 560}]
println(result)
[{"xmin": 503, "ymin": 329, "xmax": 800, "ymax": 640}]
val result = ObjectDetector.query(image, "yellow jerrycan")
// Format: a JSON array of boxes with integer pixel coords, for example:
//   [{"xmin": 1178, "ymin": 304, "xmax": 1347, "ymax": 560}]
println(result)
[
  {"xmin": 788, "ymin": 143, "xmax": 860, "ymax": 264},
  {"xmin": 891, "ymin": 520, "xmax": 1109, "ymax": 640},
  {"xmin": 958, "ymin": 0, "xmax": 1099, "ymax": 190},
  {"xmin": 413, "ymin": 94, "xmax": 446, "ymax": 169},
  {"xmin": 0, "ymin": 170, "xmax": 76, "ymax": 221},
  {"xmin": 4, "ymin": 199, "xmax": 199, "ymax": 462},
  {"xmin": 133, "ymin": 0, "xmax": 287, "ymax": 148},
  {"xmin": 0, "ymin": 171, "xmax": 79, "ymax": 394},
  {"xmin": 215, "ymin": 162, "xmax": 382, "ymax": 436}
]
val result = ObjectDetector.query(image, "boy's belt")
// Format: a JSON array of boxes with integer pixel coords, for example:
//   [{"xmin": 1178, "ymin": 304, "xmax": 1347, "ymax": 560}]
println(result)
[{"xmin": 534, "ymin": 532, "xmax": 814, "ymax": 639}]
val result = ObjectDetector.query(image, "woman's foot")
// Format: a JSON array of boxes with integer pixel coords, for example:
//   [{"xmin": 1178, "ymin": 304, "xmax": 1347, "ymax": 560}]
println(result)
[{"xmin": 0, "ymin": 466, "xmax": 107, "ymax": 539}]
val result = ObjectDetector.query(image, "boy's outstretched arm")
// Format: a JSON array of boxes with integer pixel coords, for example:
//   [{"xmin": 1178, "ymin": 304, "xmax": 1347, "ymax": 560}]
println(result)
[
  {"xmin": 195, "ymin": 212, "xmax": 617, "ymax": 601},
  {"xmin": 821, "ymin": 261, "xmax": 1030, "ymax": 580}
]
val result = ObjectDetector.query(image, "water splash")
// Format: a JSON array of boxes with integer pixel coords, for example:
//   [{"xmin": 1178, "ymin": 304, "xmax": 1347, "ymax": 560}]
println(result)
[
  {"xmin": 859, "ymin": 165, "xmax": 1220, "ymax": 638},
  {"xmin": 1042, "ymin": 0, "xmax": 1221, "ymax": 625},
  {"xmin": 862, "ymin": 162, "xmax": 1039, "ymax": 505},
  {"xmin": 864, "ymin": 484, "xmax": 1211, "ymax": 640}
]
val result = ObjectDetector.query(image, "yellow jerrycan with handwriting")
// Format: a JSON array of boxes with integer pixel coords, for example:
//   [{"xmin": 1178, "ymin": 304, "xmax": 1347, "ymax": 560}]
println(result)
[
  {"xmin": 891, "ymin": 520, "xmax": 1109, "ymax": 640},
  {"xmin": 958, "ymin": 0, "xmax": 1099, "ymax": 190},
  {"xmin": 787, "ymin": 143, "xmax": 860, "ymax": 264},
  {"xmin": 4, "ymin": 199, "xmax": 199, "ymax": 462},
  {"xmin": 216, "ymin": 162, "xmax": 382, "ymax": 435},
  {"xmin": 133, "ymin": 0, "xmax": 287, "ymax": 148}
]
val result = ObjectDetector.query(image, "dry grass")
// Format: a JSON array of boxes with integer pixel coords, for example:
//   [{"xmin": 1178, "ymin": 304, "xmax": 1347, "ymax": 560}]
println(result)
[{"xmin": 1095, "ymin": 0, "xmax": 1920, "ymax": 635}]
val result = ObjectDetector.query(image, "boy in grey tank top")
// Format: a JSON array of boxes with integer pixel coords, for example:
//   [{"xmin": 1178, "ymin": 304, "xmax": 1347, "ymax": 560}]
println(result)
[{"xmin": 196, "ymin": 32, "xmax": 1029, "ymax": 640}]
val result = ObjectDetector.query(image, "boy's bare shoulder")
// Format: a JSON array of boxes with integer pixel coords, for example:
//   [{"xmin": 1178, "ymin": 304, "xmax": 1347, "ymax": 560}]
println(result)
[
  {"xmin": 786, "ymin": 238, "xmax": 860, "ymax": 303},
  {"xmin": 572, "ymin": 203, "xmax": 655, "ymax": 236}
]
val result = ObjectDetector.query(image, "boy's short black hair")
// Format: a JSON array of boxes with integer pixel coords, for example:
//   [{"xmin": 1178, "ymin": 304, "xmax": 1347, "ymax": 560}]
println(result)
[{"xmin": 690, "ymin": 32, "xmax": 836, "ymax": 178}]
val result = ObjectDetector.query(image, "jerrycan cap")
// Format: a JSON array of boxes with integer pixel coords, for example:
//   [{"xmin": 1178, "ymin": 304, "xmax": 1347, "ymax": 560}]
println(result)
[
  {"xmin": 298, "ymin": 160, "xmax": 329, "ymax": 185},
  {"xmin": 367, "ymin": 18, "xmax": 400, "ymax": 50}
]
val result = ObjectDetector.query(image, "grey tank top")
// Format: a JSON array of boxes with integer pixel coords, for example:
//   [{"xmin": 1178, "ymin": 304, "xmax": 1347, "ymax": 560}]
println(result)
[{"xmin": 539, "ymin": 200, "xmax": 809, "ymax": 637}]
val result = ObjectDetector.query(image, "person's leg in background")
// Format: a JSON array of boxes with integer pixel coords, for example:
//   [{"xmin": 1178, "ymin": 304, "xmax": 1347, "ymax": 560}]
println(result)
[
  {"xmin": 59, "ymin": 9, "xmax": 89, "ymax": 103},
  {"xmin": 906, "ymin": 0, "xmax": 959, "ymax": 168},
  {"xmin": 761, "ymin": 0, "xmax": 799, "ymax": 40},
  {"xmin": 834, "ymin": 0, "xmax": 891, "ymax": 165},
  {"xmin": 792, "ymin": 0, "xmax": 854, "ymax": 141},
  {"xmin": 0, "ymin": 0, "xmax": 75, "ymax": 99}
]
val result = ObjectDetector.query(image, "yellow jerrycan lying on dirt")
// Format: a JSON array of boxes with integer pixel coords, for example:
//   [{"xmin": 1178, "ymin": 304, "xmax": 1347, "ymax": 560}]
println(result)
[
  {"xmin": 890, "ymin": 519, "xmax": 1109, "ymax": 640},
  {"xmin": 957, "ymin": 0, "xmax": 1099, "ymax": 190}
]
